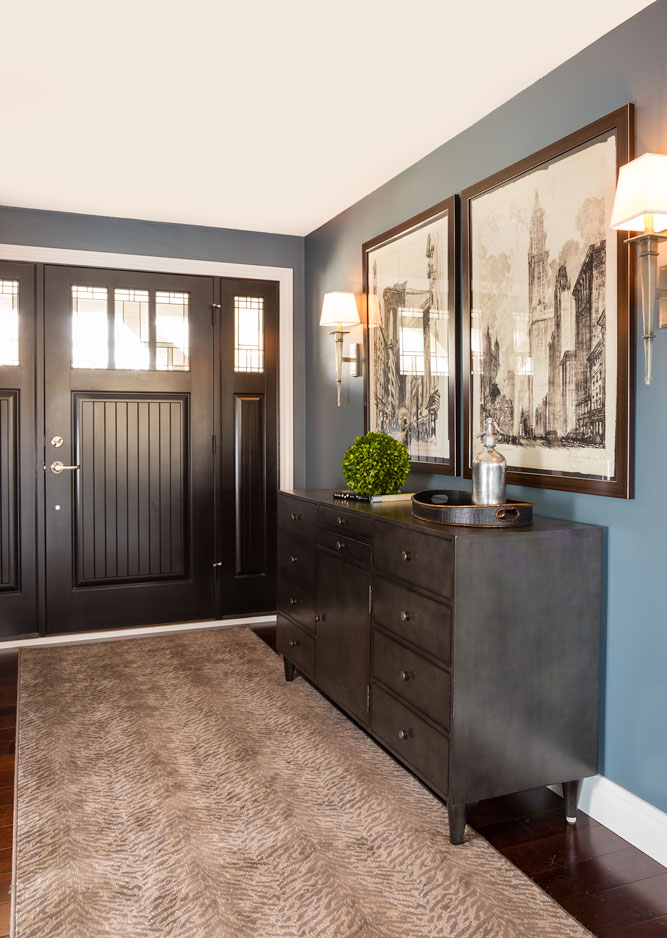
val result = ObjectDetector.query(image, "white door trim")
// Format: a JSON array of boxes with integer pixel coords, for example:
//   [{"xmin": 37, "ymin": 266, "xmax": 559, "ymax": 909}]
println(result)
[{"xmin": 0, "ymin": 242, "xmax": 294, "ymax": 489}]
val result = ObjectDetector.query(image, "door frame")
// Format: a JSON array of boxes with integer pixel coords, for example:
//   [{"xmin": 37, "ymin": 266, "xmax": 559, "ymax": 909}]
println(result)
[{"xmin": 0, "ymin": 243, "xmax": 294, "ymax": 491}]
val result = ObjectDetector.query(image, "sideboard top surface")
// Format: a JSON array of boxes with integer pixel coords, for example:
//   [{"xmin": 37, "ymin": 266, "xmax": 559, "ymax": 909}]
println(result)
[{"xmin": 281, "ymin": 489, "xmax": 602, "ymax": 541}]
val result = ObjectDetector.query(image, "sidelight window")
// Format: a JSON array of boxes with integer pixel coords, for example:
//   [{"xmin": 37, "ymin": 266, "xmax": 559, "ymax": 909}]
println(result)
[
  {"xmin": 234, "ymin": 296, "xmax": 264, "ymax": 373},
  {"xmin": 0, "ymin": 280, "xmax": 19, "ymax": 366}
]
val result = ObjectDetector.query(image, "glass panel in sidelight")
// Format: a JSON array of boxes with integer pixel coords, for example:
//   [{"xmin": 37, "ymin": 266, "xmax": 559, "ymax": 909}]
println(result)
[
  {"xmin": 0, "ymin": 280, "xmax": 19, "ymax": 366},
  {"xmin": 234, "ymin": 296, "xmax": 264, "ymax": 373}
]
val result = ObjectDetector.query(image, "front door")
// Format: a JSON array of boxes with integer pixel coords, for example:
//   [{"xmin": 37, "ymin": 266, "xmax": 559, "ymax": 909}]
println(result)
[{"xmin": 44, "ymin": 266, "xmax": 215, "ymax": 633}]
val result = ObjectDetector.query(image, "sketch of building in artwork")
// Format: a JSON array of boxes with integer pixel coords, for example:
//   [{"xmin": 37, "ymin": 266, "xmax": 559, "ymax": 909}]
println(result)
[
  {"xmin": 370, "ymin": 232, "xmax": 448, "ymax": 461},
  {"xmin": 480, "ymin": 192, "xmax": 606, "ymax": 447}
]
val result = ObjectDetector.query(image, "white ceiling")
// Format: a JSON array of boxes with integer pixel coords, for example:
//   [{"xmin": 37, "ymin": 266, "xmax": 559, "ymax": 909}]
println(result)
[{"xmin": 0, "ymin": 1, "xmax": 653, "ymax": 237}]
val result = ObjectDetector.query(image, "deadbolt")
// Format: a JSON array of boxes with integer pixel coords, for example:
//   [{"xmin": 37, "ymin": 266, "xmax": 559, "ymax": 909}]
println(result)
[{"xmin": 50, "ymin": 435, "xmax": 64, "ymax": 448}]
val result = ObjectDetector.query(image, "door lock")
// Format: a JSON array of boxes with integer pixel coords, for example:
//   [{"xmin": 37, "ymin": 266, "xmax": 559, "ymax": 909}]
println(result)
[
  {"xmin": 50, "ymin": 461, "xmax": 80, "ymax": 474},
  {"xmin": 50, "ymin": 435, "xmax": 64, "ymax": 448}
]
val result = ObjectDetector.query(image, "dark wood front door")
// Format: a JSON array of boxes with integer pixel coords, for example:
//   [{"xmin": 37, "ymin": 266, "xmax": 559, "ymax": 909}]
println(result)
[
  {"xmin": 0, "ymin": 262, "xmax": 38, "ymax": 636},
  {"xmin": 44, "ymin": 265, "xmax": 216, "ymax": 633}
]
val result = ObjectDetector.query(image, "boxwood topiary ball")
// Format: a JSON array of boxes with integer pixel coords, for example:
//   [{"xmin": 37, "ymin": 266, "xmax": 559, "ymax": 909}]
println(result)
[{"xmin": 342, "ymin": 431, "xmax": 410, "ymax": 496}]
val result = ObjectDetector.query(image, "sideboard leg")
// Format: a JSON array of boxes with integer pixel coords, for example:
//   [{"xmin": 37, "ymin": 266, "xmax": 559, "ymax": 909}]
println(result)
[
  {"xmin": 283, "ymin": 657, "xmax": 296, "ymax": 682},
  {"xmin": 562, "ymin": 779, "xmax": 583, "ymax": 823},
  {"xmin": 448, "ymin": 803, "xmax": 467, "ymax": 844}
]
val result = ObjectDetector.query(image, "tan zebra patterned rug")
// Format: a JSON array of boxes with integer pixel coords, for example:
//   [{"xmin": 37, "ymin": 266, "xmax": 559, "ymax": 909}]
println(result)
[{"xmin": 13, "ymin": 627, "xmax": 592, "ymax": 938}]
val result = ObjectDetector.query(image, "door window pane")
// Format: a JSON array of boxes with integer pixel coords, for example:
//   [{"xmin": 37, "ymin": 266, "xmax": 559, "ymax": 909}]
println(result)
[
  {"xmin": 155, "ymin": 291, "xmax": 189, "ymax": 371},
  {"xmin": 234, "ymin": 296, "xmax": 264, "ymax": 372},
  {"xmin": 0, "ymin": 281, "xmax": 19, "ymax": 366},
  {"xmin": 72, "ymin": 286, "xmax": 109, "ymax": 369},
  {"xmin": 115, "ymin": 289, "xmax": 150, "ymax": 370}
]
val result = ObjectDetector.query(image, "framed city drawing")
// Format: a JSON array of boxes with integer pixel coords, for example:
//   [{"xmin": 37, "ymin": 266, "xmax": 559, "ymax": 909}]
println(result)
[
  {"xmin": 462, "ymin": 105, "xmax": 634, "ymax": 498},
  {"xmin": 363, "ymin": 196, "xmax": 458, "ymax": 474}
]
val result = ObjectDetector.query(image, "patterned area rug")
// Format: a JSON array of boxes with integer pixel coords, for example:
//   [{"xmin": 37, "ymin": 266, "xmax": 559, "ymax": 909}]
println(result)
[{"xmin": 13, "ymin": 627, "xmax": 592, "ymax": 937}]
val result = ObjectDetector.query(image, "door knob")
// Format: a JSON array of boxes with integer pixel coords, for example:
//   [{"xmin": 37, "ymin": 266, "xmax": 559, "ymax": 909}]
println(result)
[
  {"xmin": 50, "ymin": 461, "xmax": 80, "ymax": 474},
  {"xmin": 212, "ymin": 561, "xmax": 223, "ymax": 567}
]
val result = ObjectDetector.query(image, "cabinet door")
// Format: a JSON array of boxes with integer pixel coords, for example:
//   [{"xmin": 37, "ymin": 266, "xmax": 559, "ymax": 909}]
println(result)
[{"xmin": 316, "ymin": 552, "xmax": 370, "ymax": 724}]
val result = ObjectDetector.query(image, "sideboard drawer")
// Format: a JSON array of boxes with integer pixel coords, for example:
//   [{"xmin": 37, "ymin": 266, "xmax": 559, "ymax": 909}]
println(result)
[
  {"xmin": 373, "ymin": 522, "xmax": 453, "ymax": 599},
  {"xmin": 278, "ymin": 497, "xmax": 317, "ymax": 543},
  {"xmin": 373, "ymin": 629, "xmax": 450, "ymax": 730},
  {"xmin": 277, "ymin": 533, "xmax": 317, "ymax": 588},
  {"xmin": 318, "ymin": 505, "xmax": 373, "ymax": 540},
  {"xmin": 371, "ymin": 684, "xmax": 449, "ymax": 796},
  {"xmin": 277, "ymin": 576, "xmax": 317, "ymax": 634},
  {"xmin": 373, "ymin": 576, "xmax": 451, "ymax": 666},
  {"xmin": 318, "ymin": 528, "xmax": 372, "ymax": 568},
  {"xmin": 276, "ymin": 614, "xmax": 315, "ymax": 678}
]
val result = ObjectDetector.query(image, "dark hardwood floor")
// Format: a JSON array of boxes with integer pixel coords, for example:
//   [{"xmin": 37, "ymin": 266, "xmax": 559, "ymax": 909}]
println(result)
[{"xmin": 1, "ymin": 629, "xmax": 664, "ymax": 938}]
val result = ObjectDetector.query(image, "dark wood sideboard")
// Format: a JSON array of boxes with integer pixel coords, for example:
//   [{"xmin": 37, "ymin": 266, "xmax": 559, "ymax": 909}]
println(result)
[{"xmin": 276, "ymin": 489, "xmax": 602, "ymax": 844}]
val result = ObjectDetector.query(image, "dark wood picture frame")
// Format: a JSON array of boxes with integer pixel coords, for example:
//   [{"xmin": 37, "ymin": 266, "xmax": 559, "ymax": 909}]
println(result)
[
  {"xmin": 362, "ymin": 195, "xmax": 459, "ymax": 475},
  {"xmin": 461, "ymin": 105, "xmax": 634, "ymax": 498}
]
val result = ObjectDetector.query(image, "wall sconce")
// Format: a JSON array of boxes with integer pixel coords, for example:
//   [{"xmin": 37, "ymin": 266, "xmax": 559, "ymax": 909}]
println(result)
[
  {"xmin": 319, "ymin": 292, "xmax": 362, "ymax": 406},
  {"xmin": 610, "ymin": 152, "xmax": 667, "ymax": 384}
]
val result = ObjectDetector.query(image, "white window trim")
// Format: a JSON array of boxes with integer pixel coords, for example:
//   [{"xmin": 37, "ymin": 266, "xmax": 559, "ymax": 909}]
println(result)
[{"xmin": 0, "ymin": 242, "xmax": 294, "ymax": 489}]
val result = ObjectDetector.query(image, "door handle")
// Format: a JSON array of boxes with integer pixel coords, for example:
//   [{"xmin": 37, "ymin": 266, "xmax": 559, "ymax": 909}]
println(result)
[{"xmin": 49, "ymin": 461, "xmax": 80, "ymax": 474}]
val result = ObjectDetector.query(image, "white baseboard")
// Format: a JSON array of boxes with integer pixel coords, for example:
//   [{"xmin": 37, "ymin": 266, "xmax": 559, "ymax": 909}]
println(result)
[
  {"xmin": 0, "ymin": 615, "xmax": 277, "ymax": 650},
  {"xmin": 551, "ymin": 775, "xmax": 667, "ymax": 868}
]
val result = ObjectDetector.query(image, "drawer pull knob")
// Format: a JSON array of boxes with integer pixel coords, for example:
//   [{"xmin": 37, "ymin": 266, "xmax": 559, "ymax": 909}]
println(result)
[
  {"xmin": 315, "ymin": 614, "xmax": 326, "ymax": 623},
  {"xmin": 399, "ymin": 669, "xmax": 411, "ymax": 682},
  {"xmin": 400, "ymin": 550, "xmax": 411, "ymax": 562},
  {"xmin": 400, "ymin": 610, "xmax": 410, "ymax": 622},
  {"xmin": 398, "ymin": 729, "xmax": 411, "ymax": 741},
  {"xmin": 290, "ymin": 512, "xmax": 302, "ymax": 521},
  {"xmin": 289, "ymin": 554, "xmax": 298, "ymax": 563},
  {"xmin": 289, "ymin": 597, "xmax": 298, "ymax": 606},
  {"xmin": 289, "ymin": 639, "xmax": 300, "ymax": 647},
  {"xmin": 336, "ymin": 516, "xmax": 346, "ymax": 525},
  {"xmin": 335, "ymin": 540, "xmax": 345, "ymax": 551}
]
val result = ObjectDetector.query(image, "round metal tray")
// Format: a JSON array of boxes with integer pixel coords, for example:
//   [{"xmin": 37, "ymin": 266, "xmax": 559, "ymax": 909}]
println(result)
[{"xmin": 411, "ymin": 490, "xmax": 533, "ymax": 528}]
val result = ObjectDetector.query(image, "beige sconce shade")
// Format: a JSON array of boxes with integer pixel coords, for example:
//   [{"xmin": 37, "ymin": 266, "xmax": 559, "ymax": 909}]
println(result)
[
  {"xmin": 319, "ymin": 292, "xmax": 360, "ymax": 327},
  {"xmin": 609, "ymin": 153, "xmax": 667, "ymax": 232},
  {"xmin": 610, "ymin": 152, "xmax": 667, "ymax": 385}
]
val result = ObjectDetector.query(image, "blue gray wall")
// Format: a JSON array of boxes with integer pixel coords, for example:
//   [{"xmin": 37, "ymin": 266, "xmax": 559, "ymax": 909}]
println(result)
[
  {"xmin": 304, "ymin": 0, "xmax": 667, "ymax": 812},
  {"xmin": 0, "ymin": 205, "xmax": 307, "ymax": 487}
]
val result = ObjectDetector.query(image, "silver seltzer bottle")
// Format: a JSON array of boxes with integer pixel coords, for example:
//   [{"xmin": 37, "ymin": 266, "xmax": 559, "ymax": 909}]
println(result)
[{"xmin": 472, "ymin": 418, "xmax": 507, "ymax": 506}]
